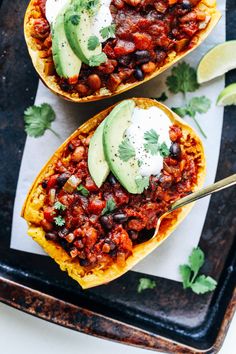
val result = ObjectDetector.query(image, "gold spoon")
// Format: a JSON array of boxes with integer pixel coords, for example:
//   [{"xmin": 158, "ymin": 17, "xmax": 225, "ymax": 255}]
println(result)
[{"xmin": 154, "ymin": 173, "xmax": 236, "ymax": 237}]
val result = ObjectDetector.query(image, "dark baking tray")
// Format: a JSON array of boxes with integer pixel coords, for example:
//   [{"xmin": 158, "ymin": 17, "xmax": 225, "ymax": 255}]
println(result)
[{"xmin": 0, "ymin": 0, "xmax": 235, "ymax": 352}]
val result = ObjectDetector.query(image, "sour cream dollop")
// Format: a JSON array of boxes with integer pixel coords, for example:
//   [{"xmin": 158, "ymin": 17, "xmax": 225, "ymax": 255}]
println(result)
[
  {"xmin": 45, "ymin": 0, "xmax": 113, "ymax": 42},
  {"xmin": 125, "ymin": 107, "xmax": 172, "ymax": 177},
  {"xmin": 45, "ymin": 0, "xmax": 68, "ymax": 24}
]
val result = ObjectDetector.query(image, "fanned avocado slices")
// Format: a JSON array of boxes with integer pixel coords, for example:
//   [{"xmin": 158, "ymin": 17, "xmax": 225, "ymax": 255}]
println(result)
[{"xmin": 52, "ymin": 5, "xmax": 82, "ymax": 79}]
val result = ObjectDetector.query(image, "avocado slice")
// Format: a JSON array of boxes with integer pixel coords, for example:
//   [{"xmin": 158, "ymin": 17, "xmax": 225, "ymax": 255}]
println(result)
[
  {"xmin": 64, "ymin": 5, "xmax": 102, "ymax": 65},
  {"xmin": 52, "ymin": 7, "xmax": 82, "ymax": 79},
  {"xmin": 103, "ymin": 100, "xmax": 142, "ymax": 194},
  {"xmin": 88, "ymin": 119, "xmax": 110, "ymax": 188}
]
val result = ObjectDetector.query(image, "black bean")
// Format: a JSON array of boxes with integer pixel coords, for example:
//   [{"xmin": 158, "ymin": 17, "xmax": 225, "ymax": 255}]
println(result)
[
  {"xmin": 58, "ymin": 228, "xmax": 69, "ymax": 238},
  {"xmin": 79, "ymin": 258, "xmax": 90, "ymax": 267},
  {"xmin": 155, "ymin": 49, "xmax": 167, "ymax": 63},
  {"xmin": 181, "ymin": 0, "xmax": 192, "ymax": 10},
  {"xmin": 60, "ymin": 81, "xmax": 72, "ymax": 92},
  {"xmin": 113, "ymin": 213, "xmax": 128, "ymax": 224},
  {"xmin": 108, "ymin": 173, "xmax": 117, "ymax": 186},
  {"xmin": 133, "ymin": 50, "xmax": 151, "ymax": 65},
  {"xmin": 68, "ymin": 143, "xmax": 75, "ymax": 152},
  {"xmin": 169, "ymin": 142, "xmax": 181, "ymax": 159},
  {"xmin": 134, "ymin": 68, "xmax": 144, "ymax": 81},
  {"xmin": 118, "ymin": 55, "xmax": 132, "ymax": 66},
  {"xmin": 57, "ymin": 173, "xmax": 70, "ymax": 188},
  {"xmin": 100, "ymin": 215, "xmax": 113, "ymax": 230},
  {"xmin": 42, "ymin": 180, "xmax": 48, "ymax": 189},
  {"xmin": 45, "ymin": 233, "xmax": 57, "ymax": 241},
  {"xmin": 129, "ymin": 230, "xmax": 139, "ymax": 241}
]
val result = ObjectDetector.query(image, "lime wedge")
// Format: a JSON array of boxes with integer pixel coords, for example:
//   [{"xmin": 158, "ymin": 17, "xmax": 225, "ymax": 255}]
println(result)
[
  {"xmin": 216, "ymin": 83, "xmax": 236, "ymax": 106},
  {"xmin": 197, "ymin": 41, "xmax": 236, "ymax": 84}
]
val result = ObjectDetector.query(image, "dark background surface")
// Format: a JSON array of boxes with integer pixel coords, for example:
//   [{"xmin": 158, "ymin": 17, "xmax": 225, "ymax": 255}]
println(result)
[{"xmin": 0, "ymin": 0, "xmax": 235, "ymax": 351}]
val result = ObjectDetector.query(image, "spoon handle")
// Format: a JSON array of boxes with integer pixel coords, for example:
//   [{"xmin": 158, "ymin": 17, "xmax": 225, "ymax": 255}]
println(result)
[{"xmin": 170, "ymin": 174, "xmax": 236, "ymax": 212}]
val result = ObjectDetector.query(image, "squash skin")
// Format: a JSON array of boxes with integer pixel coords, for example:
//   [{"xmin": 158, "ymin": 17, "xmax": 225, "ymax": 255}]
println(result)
[
  {"xmin": 24, "ymin": 0, "xmax": 221, "ymax": 103},
  {"xmin": 21, "ymin": 98, "xmax": 206, "ymax": 289}
]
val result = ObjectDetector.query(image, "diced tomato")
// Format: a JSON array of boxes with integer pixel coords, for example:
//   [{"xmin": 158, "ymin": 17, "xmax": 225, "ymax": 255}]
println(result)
[
  {"xmin": 43, "ymin": 206, "xmax": 56, "ymax": 222},
  {"xmin": 114, "ymin": 40, "xmax": 136, "ymax": 56},
  {"xmin": 132, "ymin": 33, "xmax": 152, "ymax": 50},
  {"xmin": 85, "ymin": 176, "xmax": 99, "ymax": 192},
  {"xmin": 47, "ymin": 175, "xmax": 58, "ymax": 189},
  {"xmin": 114, "ymin": 189, "xmax": 129, "ymax": 206},
  {"xmin": 88, "ymin": 198, "xmax": 106, "ymax": 215},
  {"xmin": 103, "ymin": 42, "xmax": 116, "ymax": 59}
]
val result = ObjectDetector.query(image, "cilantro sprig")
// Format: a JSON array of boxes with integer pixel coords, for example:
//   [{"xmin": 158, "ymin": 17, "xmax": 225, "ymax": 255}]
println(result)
[
  {"xmin": 118, "ymin": 137, "xmax": 136, "ymax": 162},
  {"xmin": 101, "ymin": 198, "xmax": 117, "ymax": 215},
  {"xmin": 54, "ymin": 215, "xmax": 66, "ymax": 227},
  {"xmin": 54, "ymin": 201, "xmax": 66, "ymax": 211},
  {"xmin": 135, "ymin": 175, "xmax": 150, "ymax": 193},
  {"xmin": 77, "ymin": 185, "xmax": 89, "ymax": 197},
  {"xmin": 89, "ymin": 52, "xmax": 107, "ymax": 67},
  {"xmin": 137, "ymin": 278, "xmax": 156, "ymax": 293},
  {"xmin": 166, "ymin": 62, "xmax": 199, "ymax": 95},
  {"xmin": 179, "ymin": 247, "xmax": 217, "ymax": 294},
  {"xmin": 88, "ymin": 35, "xmax": 100, "ymax": 51},
  {"xmin": 143, "ymin": 129, "xmax": 170, "ymax": 157},
  {"xmin": 100, "ymin": 24, "xmax": 116, "ymax": 40},
  {"xmin": 172, "ymin": 96, "xmax": 211, "ymax": 138},
  {"xmin": 24, "ymin": 103, "xmax": 59, "ymax": 138}
]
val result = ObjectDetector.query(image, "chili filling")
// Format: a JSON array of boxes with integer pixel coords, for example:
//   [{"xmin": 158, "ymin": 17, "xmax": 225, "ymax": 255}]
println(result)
[
  {"xmin": 41, "ymin": 124, "xmax": 198, "ymax": 268},
  {"xmin": 30, "ymin": 0, "xmax": 208, "ymax": 96}
]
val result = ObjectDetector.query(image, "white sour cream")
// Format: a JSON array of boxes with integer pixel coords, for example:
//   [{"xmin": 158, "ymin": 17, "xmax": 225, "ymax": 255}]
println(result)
[
  {"xmin": 45, "ymin": 0, "xmax": 113, "ymax": 42},
  {"xmin": 91, "ymin": 0, "xmax": 113, "ymax": 42},
  {"xmin": 45, "ymin": 0, "xmax": 68, "ymax": 24},
  {"xmin": 125, "ymin": 107, "xmax": 172, "ymax": 177}
]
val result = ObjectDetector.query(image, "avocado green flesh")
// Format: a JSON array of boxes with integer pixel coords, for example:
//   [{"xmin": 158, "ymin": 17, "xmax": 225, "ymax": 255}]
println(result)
[
  {"xmin": 64, "ymin": 7, "xmax": 102, "ymax": 65},
  {"xmin": 52, "ymin": 7, "xmax": 82, "ymax": 79},
  {"xmin": 103, "ymin": 100, "xmax": 140, "ymax": 194},
  {"xmin": 88, "ymin": 120, "xmax": 110, "ymax": 188}
]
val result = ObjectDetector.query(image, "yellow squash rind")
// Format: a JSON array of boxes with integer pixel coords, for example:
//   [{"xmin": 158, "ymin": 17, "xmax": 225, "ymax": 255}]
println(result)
[{"xmin": 22, "ymin": 98, "xmax": 206, "ymax": 289}]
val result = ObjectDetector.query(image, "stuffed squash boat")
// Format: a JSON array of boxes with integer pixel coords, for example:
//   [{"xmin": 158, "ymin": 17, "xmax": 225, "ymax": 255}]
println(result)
[
  {"xmin": 22, "ymin": 98, "xmax": 206, "ymax": 288},
  {"xmin": 24, "ymin": 0, "xmax": 220, "ymax": 102}
]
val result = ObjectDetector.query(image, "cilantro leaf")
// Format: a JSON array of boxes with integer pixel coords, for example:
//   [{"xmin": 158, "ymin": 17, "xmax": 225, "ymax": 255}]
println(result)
[
  {"xmin": 137, "ymin": 278, "xmax": 156, "ymax": 293},
  {"xmin": 179, "ymin": 265, "xmax": 191, "ymax": 289},
  {"xmin": 144, "ymin": 143, "xmax": 159, "ymax": 155},
  {"xmin": 102, "ymin": 198, "xmax": 117, "ymax": 215},
  {"xmin": 179, "ymin": 247, "xmax": 217, "ymax": 295},
  {"xmin": 118, "ymin": 137, "xmax": 136, "ymax": 162},
  {"xmin": 172, "ymin": 106, "xmax": 188, "ymax": 118},
  {"xmin": 135, "ymin": 175, "xmax": 150, "ymax": 193},
  {"xmin": 100, "ymin": 24, "xmax": 116, "ymax": 39},
  {"xmin": 172, "ymin": 96, "xmax": 211, "ymax": 138},
  {"xmin": 69, "ymin": 14, "xmax": 80, "ymax": 26},
  {"xmin": 54, "ymin": 215, "xmax": 65, "ymax": 227},
  {"xmin": 88, "ymin": 35, "xmax": 100, "ymax": 50},
  {"xmin": 54, "ymin": 201, "xmax": 66, "ymax": 211},
  {"xmin": 77, "ymin": 185, "xmax": 89, "ymax": 197},
  {"xmin": 86, "ymin": 0, "xmax": 99, "ymax": 11},
  {"xmin": 166, "ymin": 62, "xmax": 199, "ymax": 94},
  {"xmin": 143, "ymin": 129, "xmax": 159, "ymax": 155},
  {"xmin": 189, "ymin": 247, "xmax": 205, "ymax": 280},
  {"xmin": 24, "ymin": 103, "xmax": 58, "ymax": 138},
  {"xmin": 159, "ymin": 142, "xmax": 169, "ymax": 157},
  {"xmin": 187, "ymin": 96, "xmax": 211, "ymax": 116},
  {"xmin": 89, "ymin": 52, "xmax": 107, "ymax": 67},
  {"xmin": 191, "ymin": 275, "xmax": 217, "ymax": 295},
  {"xmin": 144, "ymin": 129, "xmax": 159, "ymax": 144}
]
